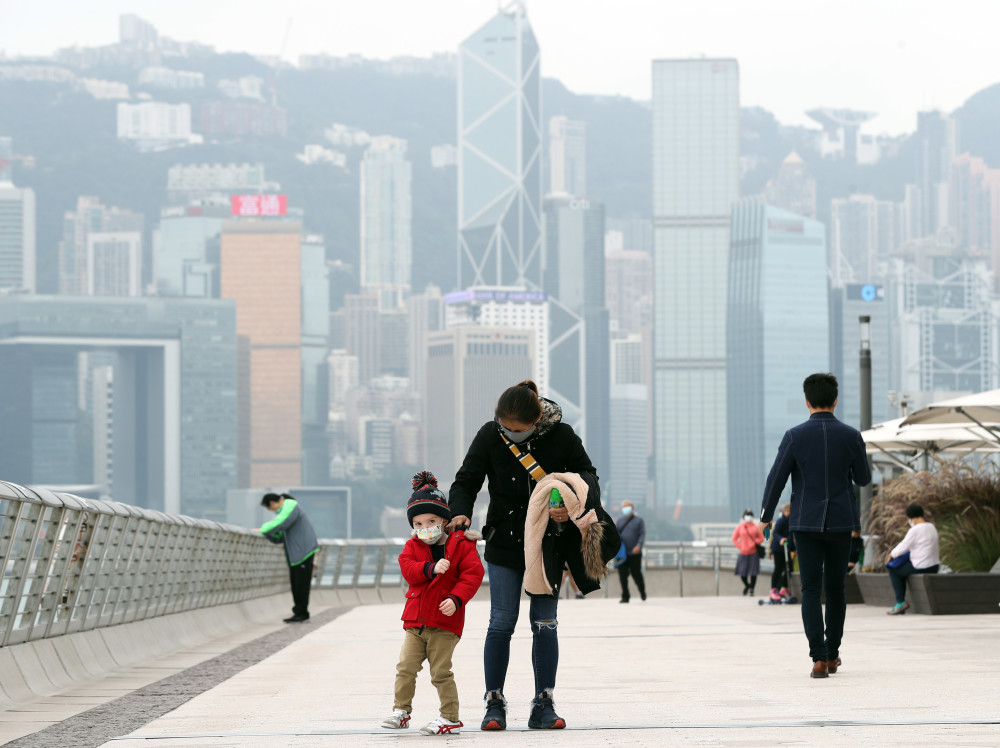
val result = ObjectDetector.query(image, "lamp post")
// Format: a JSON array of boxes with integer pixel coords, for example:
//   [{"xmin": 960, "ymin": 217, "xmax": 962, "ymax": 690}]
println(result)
[{"xmin": 859, "ymin": 315, "xmax": 873, "ymax": 530}]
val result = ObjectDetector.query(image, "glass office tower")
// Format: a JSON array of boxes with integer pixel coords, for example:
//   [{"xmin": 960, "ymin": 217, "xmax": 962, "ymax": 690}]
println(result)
[
  {"xmin": 727, "ymin": 199, "xmax": 829, "ymax": 516},
  {"xmin": 458, "ymin": 1, "xmax": 542, "ymax": 289},
  {"xmin": 652, "ymin": 59, "xmax": 739, "ymax": 520}
]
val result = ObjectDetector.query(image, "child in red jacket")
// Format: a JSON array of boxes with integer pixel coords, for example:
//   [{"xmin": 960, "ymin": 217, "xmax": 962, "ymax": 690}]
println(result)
[{"xmin": 381, "ymin": 471, "xmax": 484, "ymax": 736}]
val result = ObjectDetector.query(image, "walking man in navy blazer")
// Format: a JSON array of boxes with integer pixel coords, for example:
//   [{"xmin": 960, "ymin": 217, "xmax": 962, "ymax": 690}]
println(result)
[{"xmin": 759, "ymin": 373, "xmax": 871, "ymax": 678}]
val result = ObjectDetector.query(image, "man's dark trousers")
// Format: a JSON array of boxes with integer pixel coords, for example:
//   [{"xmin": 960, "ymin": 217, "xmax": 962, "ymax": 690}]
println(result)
[
  {"xmin": 795, "ymin": 531, "xmax": 851, "ymax": 661},
  {"xmin": 618, "ymin": 555, "xmax": 646, "ymax": 602},
  {"xmin": 289, "ymin": 557, "xmax": 314, "ymax": 619}
]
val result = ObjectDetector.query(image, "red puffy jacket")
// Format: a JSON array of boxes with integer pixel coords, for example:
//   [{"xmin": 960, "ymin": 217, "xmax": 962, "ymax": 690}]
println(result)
[{"xmin": 399, "ymin": 529, "xmax": 484, "ymax": 637}]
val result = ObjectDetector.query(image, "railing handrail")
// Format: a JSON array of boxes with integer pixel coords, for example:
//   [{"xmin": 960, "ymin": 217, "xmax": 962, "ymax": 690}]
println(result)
[{"xmin": 0, "ymin": 482, "xmax": 287, "ymax": 648}]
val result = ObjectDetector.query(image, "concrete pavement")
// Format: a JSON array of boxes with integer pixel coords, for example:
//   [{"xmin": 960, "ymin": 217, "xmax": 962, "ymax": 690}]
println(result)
[{"xmin": 103, "ymin": 595, "xmax": 1000, "ymax": 747}]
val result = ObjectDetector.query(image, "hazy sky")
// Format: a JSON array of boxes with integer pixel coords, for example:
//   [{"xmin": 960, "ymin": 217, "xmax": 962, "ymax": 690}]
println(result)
[{"xmin": 2, "ymin": 0, "xmax": 997, "ymax": 135}]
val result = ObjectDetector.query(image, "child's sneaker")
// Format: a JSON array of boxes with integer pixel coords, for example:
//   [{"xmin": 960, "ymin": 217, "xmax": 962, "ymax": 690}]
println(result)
[
  {"xmin": 769, "ymin": 588, "xmax": 782, "ymax": 602},
  {"xmin": 381, "ymin": 709, "xmax": 411, "ymax": 729},
  {"xmin": 779, "ymin": 587, "xmax": 790, "ymax": 599},
  {"xmin": 419, "ymin": 717, "xmax": 462, "ymax": 735}
]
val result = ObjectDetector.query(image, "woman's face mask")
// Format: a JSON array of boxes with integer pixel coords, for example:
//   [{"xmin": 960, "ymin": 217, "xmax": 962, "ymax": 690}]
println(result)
[
  {"xmin": 416, "ymin": 523, "xmax": 444, "ymax": 545},
  {"xmin": 498, "ymin": 420, "xmax": 536, "ymax": 444},
  {"xmin": 743, "ymin": 515, "xmax": 755, "ymax": 523}
]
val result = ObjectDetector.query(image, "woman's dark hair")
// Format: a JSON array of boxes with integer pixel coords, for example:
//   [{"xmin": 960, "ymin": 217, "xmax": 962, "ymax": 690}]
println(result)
[
  {"xmin": 260, "ymin": 492, "xmax": 281, "ymax": 507},
  {"xmin": 495, "ymin": 379, "xmax": 542, "ymax": 424},
  {"xmin": 803, "ymin": 373, "xmax": 838, "ymax": 409},
  {"xmin": 905, "ymin": 503, "xmax": 924, "ymax": 519}
]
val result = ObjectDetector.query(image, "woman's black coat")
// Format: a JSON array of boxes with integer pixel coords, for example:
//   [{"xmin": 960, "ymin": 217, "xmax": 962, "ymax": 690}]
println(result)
[{"xmin": 448, "ymin": 414, "xmax": 619, "ymax": 595}]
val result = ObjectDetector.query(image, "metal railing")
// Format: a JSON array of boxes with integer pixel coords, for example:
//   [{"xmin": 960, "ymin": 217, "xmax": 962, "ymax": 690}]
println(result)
[
  {"xmin": 0, "ymin": 481, "xmax": 287, "ymax": 648},
  {"xmin": 2, "ymin": 481, "xmax": 765, "ymax": 648},
  {"xmin": 311, "ymin": 539, "xmax": 768, "ymax": 601}
]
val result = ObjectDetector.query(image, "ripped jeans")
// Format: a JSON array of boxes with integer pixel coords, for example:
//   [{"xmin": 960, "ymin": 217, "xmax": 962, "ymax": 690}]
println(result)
[{"xmin": 484, "ymin": 562, "xmax": 558, "ymax": 698}]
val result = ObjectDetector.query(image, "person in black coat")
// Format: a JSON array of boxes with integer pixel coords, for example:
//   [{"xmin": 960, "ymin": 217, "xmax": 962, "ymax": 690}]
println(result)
[
  {"xmin": 448, "ymin": 380, "xmax": 615, "ymax": 732},
  {"xmin": 759, "ymin": 373, "xmax": 871, "ymax": 679}
]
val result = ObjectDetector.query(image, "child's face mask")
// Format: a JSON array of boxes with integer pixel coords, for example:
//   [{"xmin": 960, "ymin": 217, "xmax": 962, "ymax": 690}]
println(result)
[{"xmin": 416, "ymin": 523, "xmax": 443, "ymax": 545}]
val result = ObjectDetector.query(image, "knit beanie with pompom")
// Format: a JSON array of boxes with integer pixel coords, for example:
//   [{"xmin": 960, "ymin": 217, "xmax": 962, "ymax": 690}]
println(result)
[{"xmin": 406, "ymin": 470, "xmax": 451, "ymax": 527}]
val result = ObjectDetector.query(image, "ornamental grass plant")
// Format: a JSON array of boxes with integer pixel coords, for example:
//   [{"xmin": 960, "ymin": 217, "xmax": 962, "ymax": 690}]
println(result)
[{"xmin": 868, "ymin": 461, "xmax": 1000, "ymax": 572}]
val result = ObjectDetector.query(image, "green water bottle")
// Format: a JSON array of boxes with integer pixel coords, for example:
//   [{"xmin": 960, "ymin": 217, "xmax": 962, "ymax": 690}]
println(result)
[{"xmin": 550, "ymin": 488, "xmax": 565, "ymax": 534}]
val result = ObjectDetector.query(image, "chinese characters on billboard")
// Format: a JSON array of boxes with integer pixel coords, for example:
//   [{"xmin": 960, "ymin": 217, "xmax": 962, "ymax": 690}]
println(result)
[{"xmin": 230, "ymin": 194, "xmax": 288, "ymax": 217}]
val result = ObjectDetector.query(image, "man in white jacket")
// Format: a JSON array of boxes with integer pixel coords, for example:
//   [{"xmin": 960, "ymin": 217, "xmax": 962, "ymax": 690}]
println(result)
[{"xmin": 886, "ymin": 503, "xmax": 940, "ymax": 615}]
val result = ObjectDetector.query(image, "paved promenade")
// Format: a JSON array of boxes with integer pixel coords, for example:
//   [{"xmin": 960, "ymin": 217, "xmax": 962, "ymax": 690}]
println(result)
[{"xmin": 101, "ymin": 596, "xmax": 999, "ymax": 747}]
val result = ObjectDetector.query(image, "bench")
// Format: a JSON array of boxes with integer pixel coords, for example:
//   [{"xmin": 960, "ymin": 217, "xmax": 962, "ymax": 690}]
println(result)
[
  {"xmin": 907, "ymin": 573, "xmax": 1000, "ymax": 615},
  {"xmin": 857, "ymin": 572, "xmax": 1000, "ymax": 614}
]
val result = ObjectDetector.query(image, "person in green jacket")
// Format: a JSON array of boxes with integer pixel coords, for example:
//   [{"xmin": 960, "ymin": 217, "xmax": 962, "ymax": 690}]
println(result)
[{"xmin": 259, "ymin": 493, "xmax": 319, "ymax": 623}]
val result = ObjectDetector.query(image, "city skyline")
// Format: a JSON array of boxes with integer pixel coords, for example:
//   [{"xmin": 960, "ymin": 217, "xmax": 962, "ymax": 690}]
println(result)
[
  {"xmin": 2, "ymin": 0, "xmax": 996, "ymax": 135},
  {"xmin": 6, "ymin": 3, "xmax": 1000, "ymax": 534}
]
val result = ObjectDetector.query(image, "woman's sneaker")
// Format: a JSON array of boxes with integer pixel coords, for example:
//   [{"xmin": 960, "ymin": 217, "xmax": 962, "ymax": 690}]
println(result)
[
  {"xmin": 886, "ymin": 601, "xmax": 910, "ymax": 615},
  {"xmin": 769, "ymin": 588, "xmax": 782, "ymax": 602},
  {"xmin": 528, "ymin": 692, "xmax": 566, "ymax": 729},
  {"xmin": 381, "ymin": 709, "xmax": 410, "ymax": 729},
  {"xmin": 481, "ymin": 691, "xmax": 507, "ymax": 730},
  {"xmin": 419, "ymin": 717, "xmax": 462, "ymax": 735}
]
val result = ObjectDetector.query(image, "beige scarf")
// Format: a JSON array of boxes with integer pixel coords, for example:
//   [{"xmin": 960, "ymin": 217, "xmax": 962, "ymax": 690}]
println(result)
[{"xmin": 524, "ymin": 472, "xmax": 608, "ymax": 595}]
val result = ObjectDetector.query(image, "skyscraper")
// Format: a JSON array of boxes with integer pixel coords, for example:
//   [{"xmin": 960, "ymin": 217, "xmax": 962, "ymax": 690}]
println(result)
[
  {"xmin": 87, "ymin": 231, "xmax": 142, "ymax": 296},
  {"xmin": 425, "ymin": 326, "xmax": 535, "ymax": 484},
  {"xmin": 652, "ymin": 59, "xmax": 739, "ymax": 520},
  {"xmin": 609, "ymin": 333, "xmax": 650, "ymax": 504},
  {"xmin": 360, "ymin": 136, "xmax": 412, "ymax": 306},
  {"xmin": 407, "ymin": 284, "xmax": 445, "ymax": 401},
  {"xmin": 220, "ymin": 221, "xmax": 302, "ymax": 488},
  {"xmin": 915, "ymin": 110, "xmax": 959, "ymax": 237},
  {"xmin": 344, "ymin": 292, "xmax": 381, "ymax": 384},
  {"xmin": 549, "ymin": 116, "xmax": 586, "ymax": 196},
  {"xmin": 888, "ymin": 235, "xmax": 998, "ymax": 405},
  {"xmin": 830, "ymin": 283, "xmax": 891, "ymax": 430},
  {"xmin": 301, "ymin": 234, "xmax": 330, "ymax": 485},
  {"xmin": 0, "ymin": 148, "xmax": 36, "ymax": 292},
  {"xmin": 605, "ymin": 249, "xmax": 653, "ymax": 335},
  {"xmin": 445, "ymin": 288, "xmax": 549, "ymax": 394},
  {"xmin": 830, "ymin": 195, "xmax": 878, "ymax": 284},
  {"xmin": 0, "ymin": 295, "xmax": 238, "ymax": 518},
  {"xmin": 949, "ymin": 153, "xmax": 1000, "ymax": 285},
  {"xmin": 727, "ymin": 199, "xmax": 829, "ymax": 516},
  {"xmin": 830, "ymin": 195, "xmax": 898, "ymax": 285},
  {"xmin": 59, "ymin": 197, "xmax": 143, "ymax": 296},
  {"xmin": 543, "ymin": 193, "xmax": 609, "ymax": 470},
  {"xmin": 152, "ymin": 199, "xmax": 229, "ymax": 297},
  {"xmin": 458, "ymin": 1, "xmax": 542, "ymax": 289}
]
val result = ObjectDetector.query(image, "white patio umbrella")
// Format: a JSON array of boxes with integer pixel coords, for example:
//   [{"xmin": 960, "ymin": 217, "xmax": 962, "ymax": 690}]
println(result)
[
  {"xmin": 863, "ymin": 412, "xmax": 1000, "ymax": 472},
  {"xmin": 862, "ymin": 418, "xmax": 1000, "ymax": 455},
  {"xmin": 900, "ymin": 389, "xmax": 1000, "ymax": 434}
]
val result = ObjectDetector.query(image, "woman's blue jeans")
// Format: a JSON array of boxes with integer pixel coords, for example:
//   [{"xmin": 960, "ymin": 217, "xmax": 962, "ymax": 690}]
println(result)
[{"xmin": 484, "ymin": 562, "xmax": 558, "ymax": 698}]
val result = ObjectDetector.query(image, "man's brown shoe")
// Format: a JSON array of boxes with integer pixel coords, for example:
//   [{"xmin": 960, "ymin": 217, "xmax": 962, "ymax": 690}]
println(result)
[
  {"xmin": 810, "ymin": 660, "xmax": 829, "ymax": 678},
  {"xmin": 827, "ymin": 657, "xmax": 841, "ymax": 674}
]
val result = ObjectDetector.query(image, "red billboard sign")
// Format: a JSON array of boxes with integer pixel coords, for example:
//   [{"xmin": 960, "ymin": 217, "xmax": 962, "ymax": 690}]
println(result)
[{"xmin": 231, "ymin": 194, "xmax": 288, "ymax": 217}]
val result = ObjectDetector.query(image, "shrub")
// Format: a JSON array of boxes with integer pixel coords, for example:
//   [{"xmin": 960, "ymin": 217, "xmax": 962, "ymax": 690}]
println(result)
[{"xmin": 868, "ymin": 461, "xmax": 1000, "ymax": 572}]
